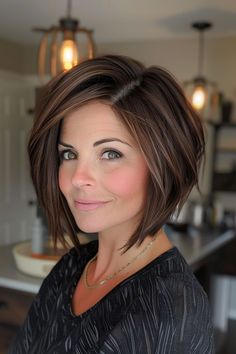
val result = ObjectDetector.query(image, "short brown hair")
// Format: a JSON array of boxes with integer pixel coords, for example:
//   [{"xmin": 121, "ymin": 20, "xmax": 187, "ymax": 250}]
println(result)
[{"xmin": 28, "ymin": 55, "xmax": 205, "ymax": 251}]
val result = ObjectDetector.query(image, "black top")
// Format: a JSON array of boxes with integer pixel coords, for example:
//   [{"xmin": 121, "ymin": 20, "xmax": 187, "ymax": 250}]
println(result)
[{"xmin": 10, "ymin": 241, "xmax": 215, "ymax": 354}]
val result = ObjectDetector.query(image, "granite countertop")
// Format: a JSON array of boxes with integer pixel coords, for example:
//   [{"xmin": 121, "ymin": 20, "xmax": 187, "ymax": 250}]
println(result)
[{"xmin": 0, "ymin": 228, "xmax": 235, "ymax": 294}]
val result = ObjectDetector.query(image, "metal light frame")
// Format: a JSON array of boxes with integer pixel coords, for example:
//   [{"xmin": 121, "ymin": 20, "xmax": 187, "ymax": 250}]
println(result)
[{"xmin": 34, "ymin": 0, "xmax": 95, "ymax": 83}]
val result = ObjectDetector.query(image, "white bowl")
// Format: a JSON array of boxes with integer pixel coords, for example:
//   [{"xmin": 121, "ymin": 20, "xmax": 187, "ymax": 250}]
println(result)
[
  {"xmin": 12, "ymin": 242, "xmax": 58, "ymax": 278},
  {"xmin": 12, "ymin": 233, "xmax": 98, "ymax": 278}
]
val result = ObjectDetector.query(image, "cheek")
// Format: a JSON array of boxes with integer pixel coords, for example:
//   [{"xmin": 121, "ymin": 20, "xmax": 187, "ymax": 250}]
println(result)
[
  {"xmin": 105, "ymin": 165, "xmax": 149, "ymax": 200},
  {"xmin": 58, "ymin": 167, "xmax": 69, "ymax": 195}
]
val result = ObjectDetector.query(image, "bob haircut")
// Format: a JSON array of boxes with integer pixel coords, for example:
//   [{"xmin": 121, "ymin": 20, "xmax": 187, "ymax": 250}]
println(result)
[{"xmin": 28, "ymin": 54, "xmax": 205, "ymax": 252}]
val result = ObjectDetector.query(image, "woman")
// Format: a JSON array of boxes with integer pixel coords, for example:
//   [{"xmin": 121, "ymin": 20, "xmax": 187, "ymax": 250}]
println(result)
[{"xmin": 10, "ymin": 55, "xmax": 215, "ymax": 353}]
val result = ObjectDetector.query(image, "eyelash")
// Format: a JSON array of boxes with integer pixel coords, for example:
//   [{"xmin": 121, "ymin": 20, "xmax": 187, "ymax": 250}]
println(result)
[{"xmin": 58, "ymin": 148, "xmax": 123, "ymax": 162}]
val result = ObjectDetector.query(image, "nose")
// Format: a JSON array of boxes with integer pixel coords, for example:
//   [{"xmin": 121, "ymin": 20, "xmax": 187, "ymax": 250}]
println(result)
[{"xmin": 71, "ymin": 161, "xmax": 95, "ymax": 188}]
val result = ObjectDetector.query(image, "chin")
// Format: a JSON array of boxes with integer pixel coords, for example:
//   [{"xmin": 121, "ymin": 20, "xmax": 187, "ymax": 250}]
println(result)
[
  {"xmin": 78, "ymin": 225, "xmax": 100, "ymax": 234},
  {"xmin": 74, "ymin": 219, "xmax": 101, "ymax": 234}
]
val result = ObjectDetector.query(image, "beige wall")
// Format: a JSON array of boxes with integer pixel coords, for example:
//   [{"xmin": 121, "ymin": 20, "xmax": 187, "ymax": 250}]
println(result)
[
  {"xmin": 98, "ymin": 36, "xmax": 236, "ymax": 106},
  {"xmin": 1, "ymin": 34, "xmax": 236, "ymax": 105},
  {"xmin": 0, "ymin": 36, "xmax": 37, "ymax": 74},
  {"xmin": 98, "ymin": 37, "xmax": 197, "ymax": 80}
]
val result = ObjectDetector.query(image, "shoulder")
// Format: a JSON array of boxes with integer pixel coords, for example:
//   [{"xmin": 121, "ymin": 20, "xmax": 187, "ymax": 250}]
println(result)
[
  {"xmin": 125, "ymin": 248, "xmax": 215, "ymax": 353},
  {"xmin": 169, "ymin": 274, "xmax": 215, "ymax": 353},
  {"xmin": 40, "ymin": 241, "xmax": 98, "ymax": 293},
  {"xmin": 141, "ymin": 246, "xmax": 208, "ymax": 298},
  {"xmin": 9, "ymin": 240, "xmax": 99, "ymax": 352},
  {"xmin": 141, "ymin": 247, "xmax": 213, "ymax": 328}
]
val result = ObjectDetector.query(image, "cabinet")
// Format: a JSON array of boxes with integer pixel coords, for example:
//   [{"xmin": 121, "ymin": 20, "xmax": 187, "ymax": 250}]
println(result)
[
  {"xmin": 208, "ymin": 121, "xmax": 236, "ymax": 197},
  {"xmin": 0, "ymin": 287, "xmax": 34, "ymax": 353}
]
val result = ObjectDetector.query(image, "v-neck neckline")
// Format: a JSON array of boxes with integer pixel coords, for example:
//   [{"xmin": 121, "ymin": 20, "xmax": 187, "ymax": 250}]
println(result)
[{"xmin": 67, "ymin": 242, "xmax": 178, "ymax": 319}]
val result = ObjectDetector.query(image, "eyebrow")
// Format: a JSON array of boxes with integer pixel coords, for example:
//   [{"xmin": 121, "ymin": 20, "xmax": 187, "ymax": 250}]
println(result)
[
  {"xmin": 58, "ymin": 138, "xmax": 132, "ymax": 148},
  {"xmin": 58, "ymin": 142, "xmax": 74, "ymax": 148},
  {"xmin": 93, "ymin": 138, "xmax": 131, "ymax": 147}
]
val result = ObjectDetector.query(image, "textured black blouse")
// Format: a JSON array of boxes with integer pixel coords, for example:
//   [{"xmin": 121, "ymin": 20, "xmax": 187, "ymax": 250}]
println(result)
[{"xmin": 10, "ymin": 240, "xmax": 215, "ymax": 354}]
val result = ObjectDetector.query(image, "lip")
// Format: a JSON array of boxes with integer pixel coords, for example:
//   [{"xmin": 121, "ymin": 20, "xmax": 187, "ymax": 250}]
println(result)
[{"xmin": 74, "ymin": 199, "xmax": 110, "ymax": 211}]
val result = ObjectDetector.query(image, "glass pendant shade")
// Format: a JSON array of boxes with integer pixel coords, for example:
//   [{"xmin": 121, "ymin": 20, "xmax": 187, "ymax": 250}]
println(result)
[
  {"xmin": 192, "ymin": 83, "xmax": 206, "ymax": 110},
  {"xmin": 34, "ymin": 0, "xmax": 95, "ymax": 84},
  {"xmin": 184, "ymin": 77, "xmax": 219, "ymax": 118},
  {"xmin": 60, "ymin": 37, "xmax": 79, "ymax": 71},
  {"xmin": 184, "ymin": 22, "xmax": 219, "ymax": 118}
]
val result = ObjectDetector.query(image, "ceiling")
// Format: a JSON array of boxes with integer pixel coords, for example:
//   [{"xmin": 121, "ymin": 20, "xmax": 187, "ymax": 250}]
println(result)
[{"xmin": 1, "ymin": 0, "xmax": 236, "ymax": 46}]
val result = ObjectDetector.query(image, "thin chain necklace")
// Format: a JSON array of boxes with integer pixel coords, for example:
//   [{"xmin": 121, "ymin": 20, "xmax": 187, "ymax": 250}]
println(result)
[{"xmin": 83, "ymin": 233, "xmax": 159, "ymax": 289}]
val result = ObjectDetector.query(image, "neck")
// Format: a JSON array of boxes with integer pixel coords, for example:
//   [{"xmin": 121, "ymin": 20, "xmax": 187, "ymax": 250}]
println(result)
[{"xmin": 88, "ymin": 229, "xmax": 173, "ymax": 285}]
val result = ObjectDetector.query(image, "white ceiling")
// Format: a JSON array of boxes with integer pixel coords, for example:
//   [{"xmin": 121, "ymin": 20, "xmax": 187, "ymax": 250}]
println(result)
[{"xmin": 1, "ymin": 0, "xmax": 236, "ymax": 46}]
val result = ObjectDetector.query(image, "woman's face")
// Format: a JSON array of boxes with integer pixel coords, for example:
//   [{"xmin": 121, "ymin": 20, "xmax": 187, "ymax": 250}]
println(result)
[{"xmin": 58, "ymin": 101, "xmax": 149, "ymax": 237}]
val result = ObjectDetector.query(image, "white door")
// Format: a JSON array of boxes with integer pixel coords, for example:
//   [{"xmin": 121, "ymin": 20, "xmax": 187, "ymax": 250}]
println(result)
[{"xmin": 0, "ymin": 71, "xmax": 37, "ymax": 245}]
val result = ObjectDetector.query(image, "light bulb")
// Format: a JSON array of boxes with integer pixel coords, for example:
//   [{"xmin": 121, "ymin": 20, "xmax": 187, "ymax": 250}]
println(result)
[
  {"xmin": 60, "ymin": 39, "xmax": 79, "ymax": 71},
  {"xmin": 192, "ymin": 85, "xmax": 206, "ymax": 110}
]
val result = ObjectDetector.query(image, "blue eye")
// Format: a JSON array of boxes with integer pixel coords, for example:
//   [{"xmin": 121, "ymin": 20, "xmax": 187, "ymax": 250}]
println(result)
[
  {"xmin": 102, "ymin": 150, "xmax": 122, "ymax": 160},
  {"xmin": 59, "ymin": 150, "xmax": 77, "ymax": 161}
]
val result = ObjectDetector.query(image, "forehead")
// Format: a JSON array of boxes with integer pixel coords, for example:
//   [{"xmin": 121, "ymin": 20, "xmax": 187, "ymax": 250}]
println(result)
[{"xmin": 60, "ymin": 101, "xmax": 132, "ymax": 141}]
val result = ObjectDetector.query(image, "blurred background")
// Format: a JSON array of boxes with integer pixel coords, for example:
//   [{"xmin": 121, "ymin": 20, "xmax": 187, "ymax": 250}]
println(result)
[{"xmin": 0, "ymin": 1, "xmax": 236, "ymax": 353}]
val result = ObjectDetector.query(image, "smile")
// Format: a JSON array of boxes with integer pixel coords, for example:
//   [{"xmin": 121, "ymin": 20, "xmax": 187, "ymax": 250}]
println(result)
[{"xmin": 74, "ymin": 200, "xmax": 110, "ymax": 211}]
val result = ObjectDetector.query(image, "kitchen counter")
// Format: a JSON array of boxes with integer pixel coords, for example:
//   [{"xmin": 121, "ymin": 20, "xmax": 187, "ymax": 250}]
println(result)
[
  {"xmin": 0, "ymin": 243, "xmax": 42, "ymax": 294},
  {"xmin": 167, "ymin": 227, "xmax": 235, "ymax": 271},
  {"xmin": 0, "ymin": 228, "xmax": 235, "ymax": 294}
]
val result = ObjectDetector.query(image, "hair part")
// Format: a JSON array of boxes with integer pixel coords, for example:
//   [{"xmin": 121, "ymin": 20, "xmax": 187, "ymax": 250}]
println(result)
[{"xmin": 28, "ymin": 54, "xmax": 205, "ymax": 252}]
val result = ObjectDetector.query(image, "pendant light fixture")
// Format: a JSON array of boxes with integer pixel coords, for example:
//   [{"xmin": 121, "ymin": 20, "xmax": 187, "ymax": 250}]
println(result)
[
  {"xmin": 184, "ymin": 21, "xmax": 218, "ymax": 116},
  {"xmin": 34, "ymin": 0, "xmax": 96, "ymax": 83}
]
